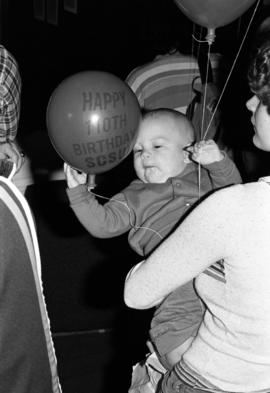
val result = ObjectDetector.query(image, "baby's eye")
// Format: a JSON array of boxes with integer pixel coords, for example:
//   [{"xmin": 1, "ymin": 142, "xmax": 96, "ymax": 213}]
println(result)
[
  {"xmin": 133, "ymin": 148, "xmax": 142, "ymax": 154},
  {"xmin": 154, "ymin": 145, "xmax": 162, "ymax": 149}
]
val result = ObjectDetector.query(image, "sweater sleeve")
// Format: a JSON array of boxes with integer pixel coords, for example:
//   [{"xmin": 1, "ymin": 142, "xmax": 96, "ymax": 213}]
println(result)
[
  {"xmin": 66, "ymin": 184, "xmax": 132, "ymax": 238},
  {"xmin": 124, "ymin": 184, "xmax": 241, "ymax": 309},
  {"xmin": 204, "ymin": 152, "xmax": 242, "ymax": 188}
]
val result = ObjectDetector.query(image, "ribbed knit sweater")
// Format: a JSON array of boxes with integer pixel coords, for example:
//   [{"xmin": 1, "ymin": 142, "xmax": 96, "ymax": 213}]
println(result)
[{"xmin": 125, "ymin": 179, "xmax": 270, "ymax": 391}]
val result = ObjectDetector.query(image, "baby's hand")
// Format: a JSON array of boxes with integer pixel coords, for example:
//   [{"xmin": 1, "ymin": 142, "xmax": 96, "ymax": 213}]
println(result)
[
  {"xmin": 64, "ymin": 163, "xmax": 87, "ymax": 188},
  {"xmin": 191, "ymin": 140, "xmax": 224, "ymax": 165}
]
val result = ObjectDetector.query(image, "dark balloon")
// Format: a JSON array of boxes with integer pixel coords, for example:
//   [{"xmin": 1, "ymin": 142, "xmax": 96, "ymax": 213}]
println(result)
[
  {"xmin": 174, "ymin": 0, "xmax": 257, "ymax": 30},
  {"xmin": 46, "ymin": 71, "xmax": 141, "ymax": 174}
]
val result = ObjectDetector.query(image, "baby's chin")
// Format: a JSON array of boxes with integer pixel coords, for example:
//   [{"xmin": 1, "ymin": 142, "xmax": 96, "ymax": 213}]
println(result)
[
  {"xmin": 137, "ymin": 167, "xmax": 173, "ymax": 183},
  {"xmin": 141, "ymin": 173, "xmax": 169, "ymax": 184},
  {"xmin": 140, "ymin": 169, "xmax": 187, "ymax": 183}
]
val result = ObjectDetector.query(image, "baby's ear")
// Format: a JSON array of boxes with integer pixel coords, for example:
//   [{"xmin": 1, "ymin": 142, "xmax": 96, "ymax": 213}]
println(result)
[{"xmin": 183, "ymin": 150, "xmax": 191, "ymax": 164}]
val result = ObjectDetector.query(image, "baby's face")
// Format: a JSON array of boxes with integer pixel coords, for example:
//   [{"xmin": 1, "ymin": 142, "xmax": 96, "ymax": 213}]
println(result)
[{"xmin": 133, "ymin": 117, "xmax": 192, "ymax": 183}]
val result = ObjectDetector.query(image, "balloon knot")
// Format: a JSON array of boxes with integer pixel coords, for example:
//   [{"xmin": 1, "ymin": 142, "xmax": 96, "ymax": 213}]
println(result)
[{"xmin": 206, "ymin": 28, "xmax": 216, "ymax": 45}]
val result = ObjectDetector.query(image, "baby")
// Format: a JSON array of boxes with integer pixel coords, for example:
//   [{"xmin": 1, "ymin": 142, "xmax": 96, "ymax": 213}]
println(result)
[{"xmin": 64, "ymin": 108, "xmax": 242, "ymax": 373}]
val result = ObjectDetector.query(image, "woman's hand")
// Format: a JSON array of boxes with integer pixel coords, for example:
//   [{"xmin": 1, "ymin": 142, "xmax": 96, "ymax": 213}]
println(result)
[{"xmin": 0, "ymin": 141, "xmax": 24, "ymax": 173}]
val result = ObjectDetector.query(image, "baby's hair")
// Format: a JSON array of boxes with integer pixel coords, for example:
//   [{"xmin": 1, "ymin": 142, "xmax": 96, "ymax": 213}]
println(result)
[
  {"xmin": 248, "ymin": 39, "xmax": 270, "ymax": 114},
  {"xmin": 142, "ymin": 108, "xmax": 195, "ymax": 140},
  {"xmin": 142, "ymin": 107, "xmax": 189, "ymax": 121}
]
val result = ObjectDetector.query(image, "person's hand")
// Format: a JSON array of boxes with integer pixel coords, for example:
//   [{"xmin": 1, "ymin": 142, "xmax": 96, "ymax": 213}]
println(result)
[
  {"xmin": 0, "ymin": 141, "xmax": 24, "ymax": 173},
  {"xmin": 190, "ymin": 140, "xmax": 224, "ymax": 165},
  {"xmin": 64, "ymin": 163, "xmax": 87, "ymax": 188}
]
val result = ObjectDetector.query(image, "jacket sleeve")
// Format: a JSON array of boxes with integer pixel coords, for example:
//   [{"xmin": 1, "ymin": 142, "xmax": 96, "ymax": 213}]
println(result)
[
  {"xmin": 204, "ymin": 152, "xmax": 242, "ymax": 189},
  {"xmin": 66, "ymin": 184, "xmax": 132, "ymax": 238},
  {"xmin": 124, "ymin": 184, "xmax": 242, "ymax": 309}
]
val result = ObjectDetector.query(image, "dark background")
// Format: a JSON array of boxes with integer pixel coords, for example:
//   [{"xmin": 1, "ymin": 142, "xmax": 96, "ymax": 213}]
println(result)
[
  {"xmin": 1, "ymin": 1, "xmax": 270, "ymax": 391},
  {"xmin": 2, "ymin": 0, "xmax": 268, "ymax": 135},
  {"xmin": 1, "ymin": 1, "xmax": 269, "ymax": 174}
]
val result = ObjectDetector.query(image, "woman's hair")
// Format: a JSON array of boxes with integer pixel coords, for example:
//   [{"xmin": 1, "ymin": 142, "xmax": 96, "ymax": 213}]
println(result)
[{"xmin": 248, "ymin": 39, "xmax": 270, "ymax": 114}]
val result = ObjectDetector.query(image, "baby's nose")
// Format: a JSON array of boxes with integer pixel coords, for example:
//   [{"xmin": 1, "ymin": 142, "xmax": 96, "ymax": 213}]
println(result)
[{"xmin": 142, "ymin": 150, "xmax": 151, "ymax": 159}]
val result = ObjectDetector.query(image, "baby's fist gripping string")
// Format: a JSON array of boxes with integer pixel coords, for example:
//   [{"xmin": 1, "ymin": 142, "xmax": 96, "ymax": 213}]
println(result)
[{"xmin": 89, "ymin": 190, "xmax": 163, "ymax": 241}]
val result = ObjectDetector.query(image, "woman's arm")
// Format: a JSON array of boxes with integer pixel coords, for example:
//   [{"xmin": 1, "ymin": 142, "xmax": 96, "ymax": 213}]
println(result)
[{"xmin": 124, "ymin": 184, "xmax": 241, "ymax": 309}]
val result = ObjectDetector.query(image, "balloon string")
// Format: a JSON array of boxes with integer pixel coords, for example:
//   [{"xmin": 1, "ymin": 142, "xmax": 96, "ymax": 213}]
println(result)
[
  {"xmin": 192, "ymin": 35, "xmax": 209, "ymax": 44},
  {"xmin": 203, "ymin": 0, "xmax": 261, "ymax": 140},
  {"xmin": 189, "ymin": 24, "xmax": 204, "ymax": 200},
  {"xmin": 188, "ymin": 23, "xmax": 197, "ymax": 105},
  {"xmin": 198, "ymin": 161, "xmax": 201, "ymax": 200},
  {"xmin": 194, "ymin": 27, "xmax": 210, "ymax": 199},
  {"xmin": 197, "ymin": 43, "xmax": 212, "ymax": 199},
  {"xmin": 188, "ymin": 24, "xmax": 203, "ymax": 111},
  {"xmin": 195, "ymin": 0, "xmax": 260, "ymax": 198},
  {"xmin": 201, "ymin": 43, "xmax": 211, "ymax": 140},
  {"xmin": 89, "ymin": 190, "xmax": 163, "ymax": 240}
]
